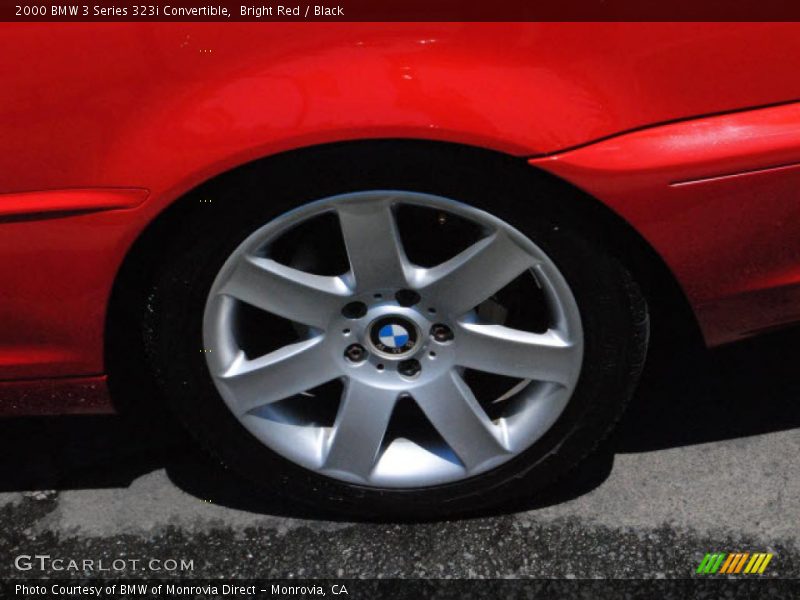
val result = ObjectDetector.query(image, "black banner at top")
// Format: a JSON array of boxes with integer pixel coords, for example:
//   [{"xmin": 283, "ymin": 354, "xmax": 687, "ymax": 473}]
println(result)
[{"xmin": 4, "ymin": 0, "xmax": 800, "ymax": 22}]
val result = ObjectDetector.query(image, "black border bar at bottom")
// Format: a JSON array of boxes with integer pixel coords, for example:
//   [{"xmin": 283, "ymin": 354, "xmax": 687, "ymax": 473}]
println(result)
[{"xmin": 3, "ymin": 578, "xmax": 800, "ymax": 599}]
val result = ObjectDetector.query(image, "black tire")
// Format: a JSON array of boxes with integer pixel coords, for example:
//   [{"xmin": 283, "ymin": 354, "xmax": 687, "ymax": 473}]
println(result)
[{"xmin": 144, "ymin": 142, "xmax": 649, "ymax": 520}]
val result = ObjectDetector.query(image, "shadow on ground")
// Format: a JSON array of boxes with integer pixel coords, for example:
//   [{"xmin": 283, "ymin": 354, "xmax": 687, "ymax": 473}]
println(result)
[{"xmin": 2, "ymin": 325, "xmax": 800, "ymax": 519}]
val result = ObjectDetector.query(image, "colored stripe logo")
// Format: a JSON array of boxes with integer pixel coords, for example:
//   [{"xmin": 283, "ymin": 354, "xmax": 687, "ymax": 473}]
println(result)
[{"xmin": 696, "ymin": 552, "xmax": 773, "ymax": 575}]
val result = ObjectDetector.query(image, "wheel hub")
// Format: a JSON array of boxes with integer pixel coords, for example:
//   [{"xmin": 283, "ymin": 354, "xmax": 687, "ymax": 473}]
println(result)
[
  {"xmin": 369, "ymin": 315, "xmax": 419, "ymax": 358},
  {"xmin": 332, "ymin": 298, "xmax": 455, "ymax": 388}
]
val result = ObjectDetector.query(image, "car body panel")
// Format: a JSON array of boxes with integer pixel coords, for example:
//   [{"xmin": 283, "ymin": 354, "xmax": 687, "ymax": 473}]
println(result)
[
  {"xmin": 0, "ymin": 188, "xmax": 148, "ymax": 218},
  {"xmin": 531, "ymin": 102, "xmax": 800, "ymax": 346},
  {"xmin": 3, "ymin": 22, "xmax": 800, "ymax": 197},
  {"xmin": 3, "ymin": 22, "xmax": 800, "ymax": 412},
  {"xmin": 0, "ymin": 195, "xmax": 148, "ymax": 380}
]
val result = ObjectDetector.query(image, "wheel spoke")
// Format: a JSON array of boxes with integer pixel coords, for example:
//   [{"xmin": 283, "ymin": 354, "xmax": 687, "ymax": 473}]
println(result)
[
  {"xmin": 218, "ymin": 255, "xmax": 350, "ymax": 329},
  {"xmin": 322, "ymin": 379, "xmax": 398, "ymax": 480},
  {"xmin": 337, "ymin": 199, "xmax": 409, "ymax": 291},
  {"xmin": 456, "ymin": 323, "xmax": 579, "ymax": 385},
  {"xmin": 204, "ymin": 191, "xmax": 584, "ymax": 489},
  {"xmin": 414, "ymin": 232, "xmax": 536, "ymax": 316},
  {"xmin": 413, "ymin": 370, "xmax": 508, "ymax": 471},
  {"xmin": 218, "ymin": 337, "xmax": 339, "ymax": 416}
]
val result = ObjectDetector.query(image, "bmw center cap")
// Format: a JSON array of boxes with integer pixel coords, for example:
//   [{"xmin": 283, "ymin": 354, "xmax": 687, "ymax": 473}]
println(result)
[{"xmin": 369, "ymin": 316, "xmax": 418, "ymax": 356}]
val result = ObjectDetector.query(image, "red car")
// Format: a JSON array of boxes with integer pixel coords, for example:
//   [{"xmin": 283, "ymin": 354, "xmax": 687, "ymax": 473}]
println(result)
[{"xmin": 3, "ymin": 23, "xmax": 800, "ymax": 518}]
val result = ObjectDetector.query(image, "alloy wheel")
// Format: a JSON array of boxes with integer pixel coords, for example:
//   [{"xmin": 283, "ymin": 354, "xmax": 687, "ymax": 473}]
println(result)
[{"xmin": 203, "ymin": 191, "xmax": 583, "ymax": 488}]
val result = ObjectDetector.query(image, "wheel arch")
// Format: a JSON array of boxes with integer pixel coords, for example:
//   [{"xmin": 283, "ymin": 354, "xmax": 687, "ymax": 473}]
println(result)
[{"xmin": 105, "ymin": 139, "xmax": 703, "ymax": 412}]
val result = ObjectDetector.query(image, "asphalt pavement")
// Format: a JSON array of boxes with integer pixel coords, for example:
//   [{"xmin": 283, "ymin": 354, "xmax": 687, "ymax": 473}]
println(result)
[{"xmin": 1, "ymin": 328, "xmax": 799, "ymax": 581}]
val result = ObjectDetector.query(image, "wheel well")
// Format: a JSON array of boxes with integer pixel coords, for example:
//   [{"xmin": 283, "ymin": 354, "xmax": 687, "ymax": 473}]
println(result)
[{"xmin": 105, "ymin": 139, "xmax": 703, "ymax": 412}]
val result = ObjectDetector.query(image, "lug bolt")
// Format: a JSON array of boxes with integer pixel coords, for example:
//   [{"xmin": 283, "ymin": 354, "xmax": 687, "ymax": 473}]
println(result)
[
  {"xmin": 430, "ymin": 323, "xmax": 454, "ymax": 342},
  {"xmin": 398, "ymin": 358, "xmax": 421, "ymax": 377},
  {"xmin": 344, "ymin": 344, "xmax": 367, "ymax": 363},
  {"xmin": 395, "ymin": 289, "xmax": 421, "ymax": 307},
  {"xmin": 341, "ymin": 301, "xmax": 367, "ymax": 319}
]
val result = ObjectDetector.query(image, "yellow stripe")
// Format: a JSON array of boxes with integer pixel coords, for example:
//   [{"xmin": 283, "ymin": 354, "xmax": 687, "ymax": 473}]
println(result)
[
  {"xmin": 719, "ymin": 554, "xmax": 736, "ymax": 574},
  {"xmin": 758, "ymin": 554, "xmax": 773, "ymax": 574},
  {"xmin": 735, "ymin": 553, "xmax": 750, "ymax": 573},
  {"xmin": 744, "ymin": 554, "xmax": 762, "ymax": 574},
  {"xmin": 743, "ymin": 555, "xmax": 756, "ymax": 574}
]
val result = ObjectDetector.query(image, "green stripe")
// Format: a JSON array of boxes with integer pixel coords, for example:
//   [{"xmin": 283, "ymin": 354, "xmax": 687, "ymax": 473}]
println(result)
[
  {"xmin": 703, "ymin": 553, "xmax": 719, "ymax": 573},
  {"xmin": 696, "ymin": 552, "xmax": 729, "ymax": 575},
  {"xmin": 697, "ymin": 553, "xmax": 712, "ymax": 574},
  {"xmin": 709, "ymin": 553, "xmax": 726, "ymax": 574}
]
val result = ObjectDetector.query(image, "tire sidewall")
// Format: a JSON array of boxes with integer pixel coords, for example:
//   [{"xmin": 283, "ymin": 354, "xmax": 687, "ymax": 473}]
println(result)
[{"xmin": 145, "ymin": 150, "xmax": 647, "ymax": 519}]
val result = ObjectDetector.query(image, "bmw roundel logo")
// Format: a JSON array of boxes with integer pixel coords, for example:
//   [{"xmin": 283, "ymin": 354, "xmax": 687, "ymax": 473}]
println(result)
[
  {"xmin": 378, "ymin": 323, "xmax": 409, "ymax": 348},
  {"xmin": 369, "ymin": 316, "xmax": 418, "ymax": 355}
]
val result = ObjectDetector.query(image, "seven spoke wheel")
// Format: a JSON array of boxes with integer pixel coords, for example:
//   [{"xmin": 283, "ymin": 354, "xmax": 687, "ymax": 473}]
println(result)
[
  {"xmin": 146, "ymin": 146, "xmax": 648, "ymax": 517},
  {"xmin": 203, "ymin": 191, "xmax": 583, "ymax": 487}
]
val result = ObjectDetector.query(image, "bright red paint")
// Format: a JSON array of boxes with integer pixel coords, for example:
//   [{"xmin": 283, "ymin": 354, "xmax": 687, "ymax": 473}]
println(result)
[
  {"xmin": 0, "ymin": 188, "xmax": 148, "ymax": 218},
  {"xmin": 531, "ymin": 101, "xmax": 800, "ymax": 346},
  {"xmin": 2, "ymin": 23, "xmax": 800, "ymax": 413}
]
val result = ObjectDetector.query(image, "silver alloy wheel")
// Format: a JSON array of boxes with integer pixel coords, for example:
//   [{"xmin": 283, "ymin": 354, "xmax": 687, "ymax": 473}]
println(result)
[{"xmin": 203, "ymin": 191, "xmax": 583, "ymax": 488}]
